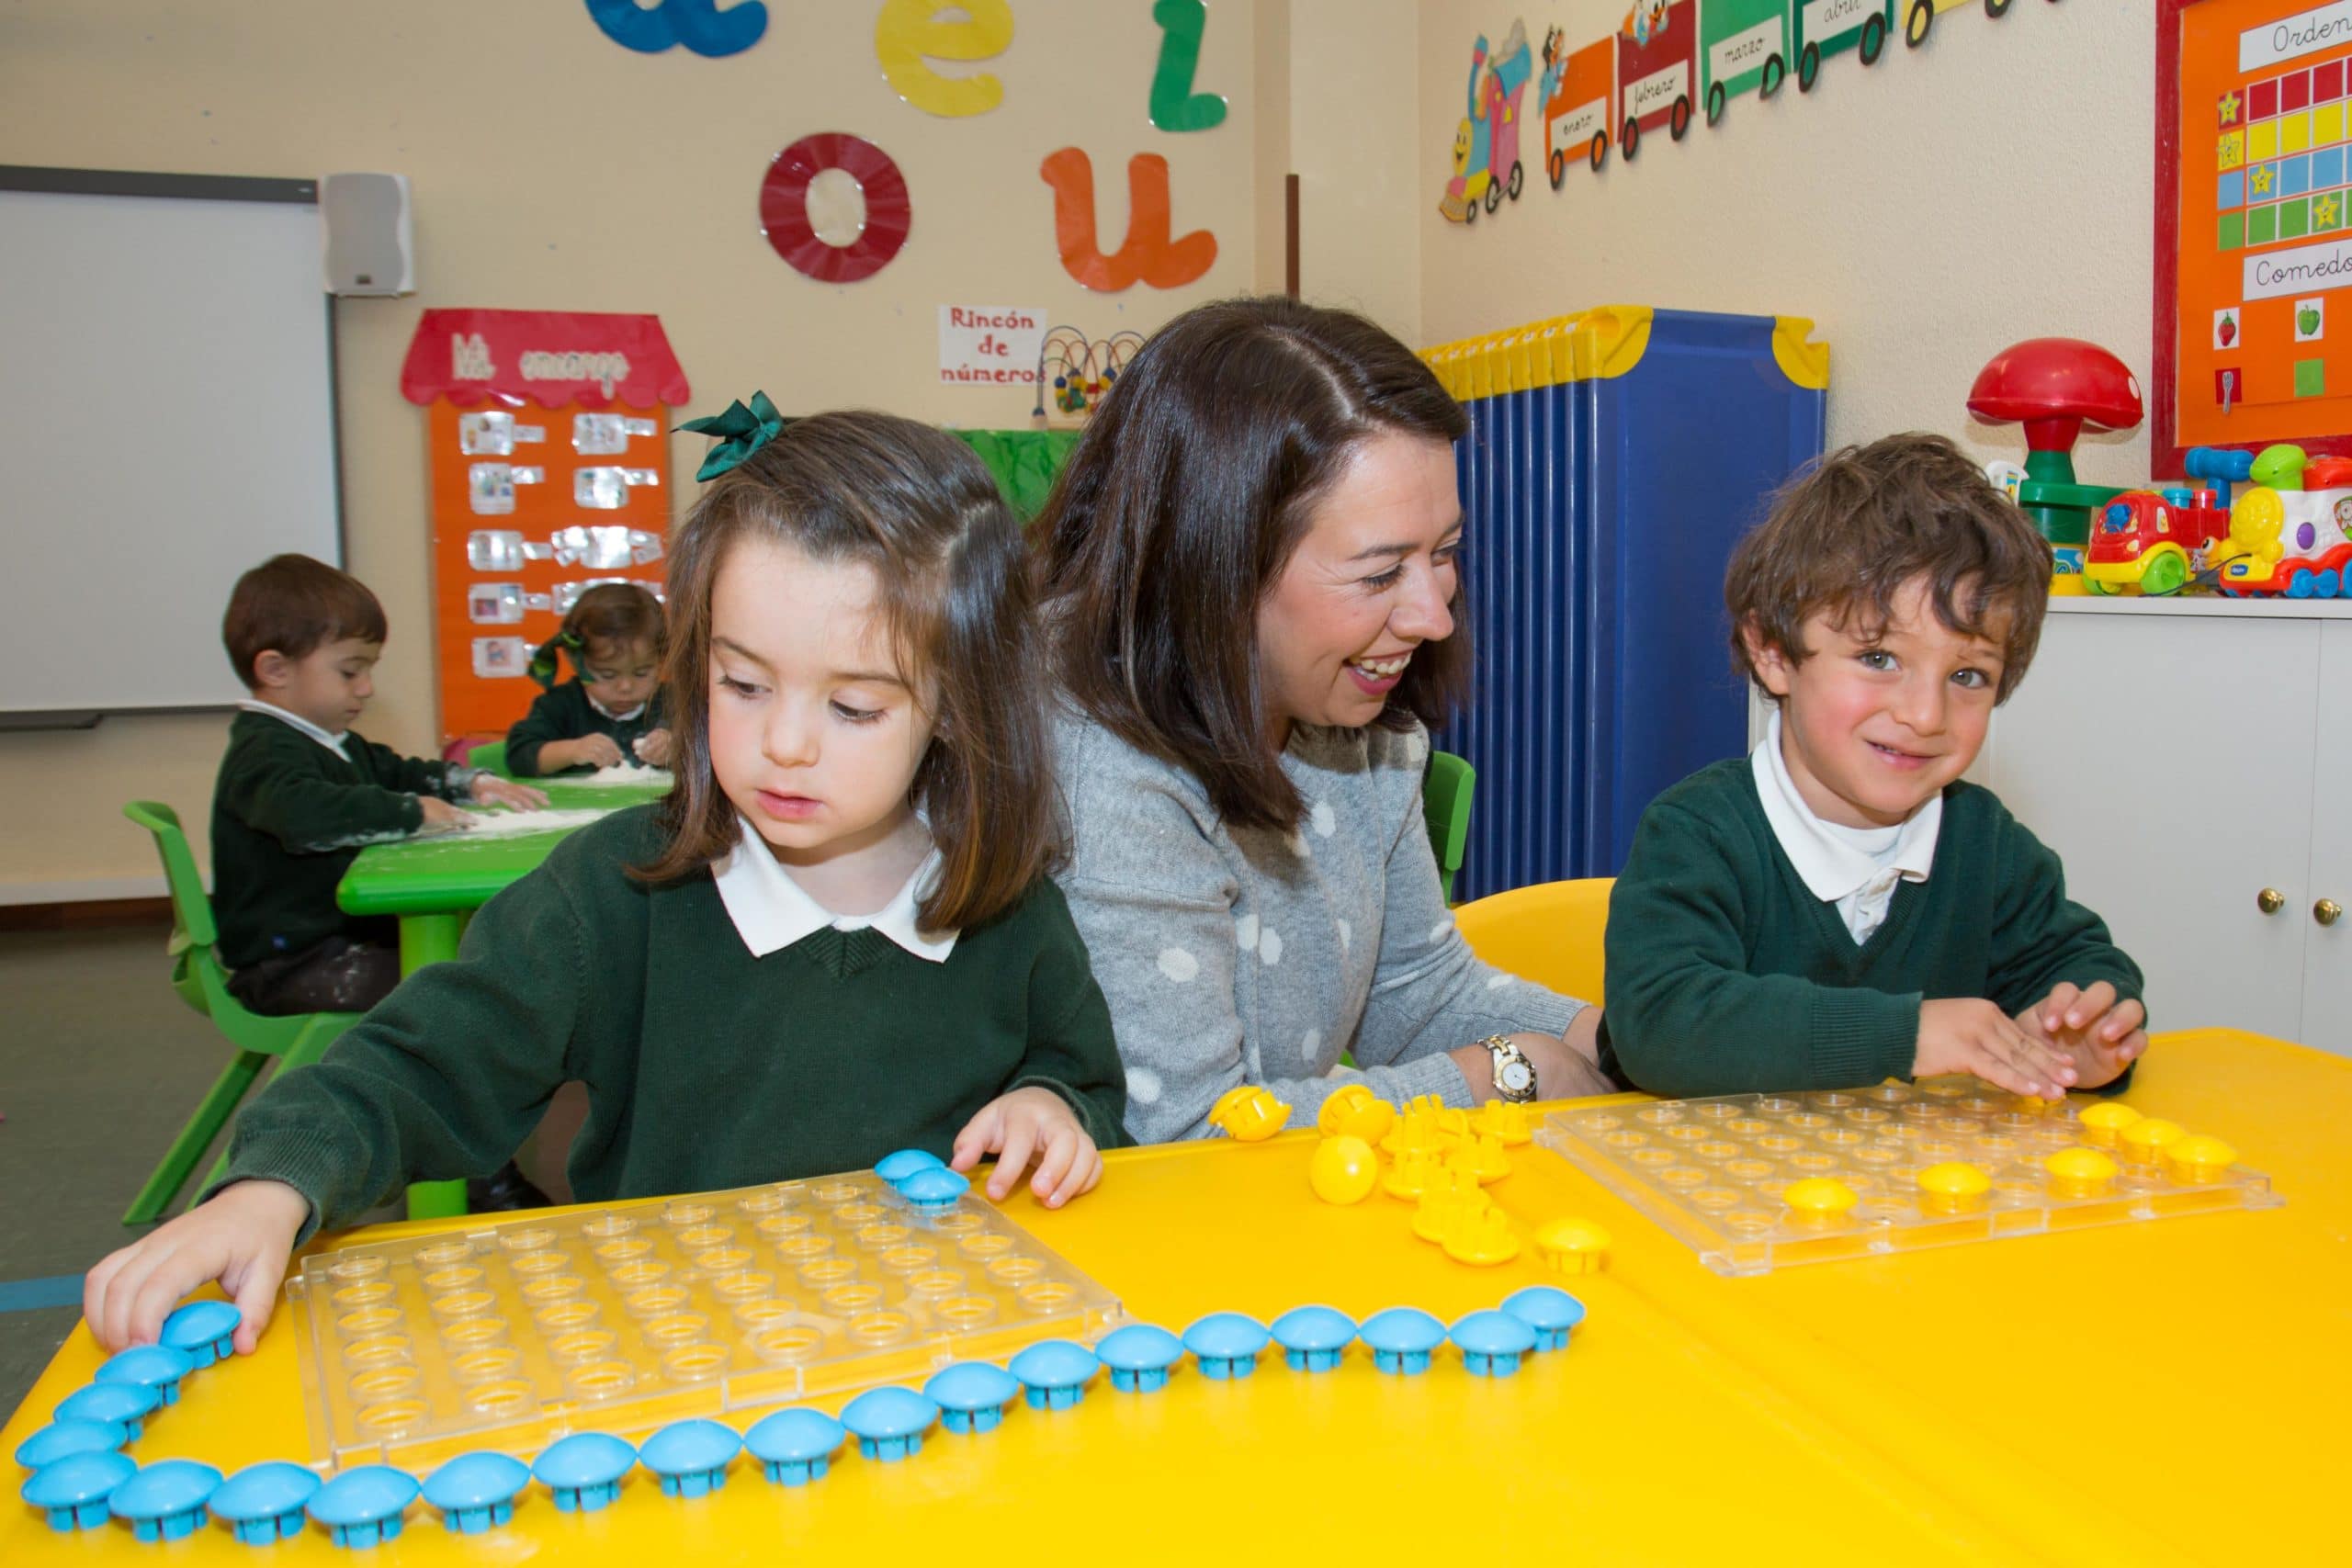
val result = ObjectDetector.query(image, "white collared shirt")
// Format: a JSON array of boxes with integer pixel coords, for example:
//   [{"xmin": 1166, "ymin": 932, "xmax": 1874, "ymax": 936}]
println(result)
[
  {"xmin": 710, "ymin": 818, "xmax": 957, "ymax": 963},
  {"xmin": 588, "ymin": 692, "xmax": 647, "ymax": 722},
  {"xmin": 239, "ymin": 697, "xmax": 350, "ymax": 761},
  {"xmin": 1751, "ymin": 708, "xmax": 1941, "ymax": 945}
]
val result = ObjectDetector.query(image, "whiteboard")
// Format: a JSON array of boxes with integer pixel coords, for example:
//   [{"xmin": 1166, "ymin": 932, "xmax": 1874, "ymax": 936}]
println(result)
[{"xmin": 0, "ymin": 172, "xmax": 341, "ymax": 716}]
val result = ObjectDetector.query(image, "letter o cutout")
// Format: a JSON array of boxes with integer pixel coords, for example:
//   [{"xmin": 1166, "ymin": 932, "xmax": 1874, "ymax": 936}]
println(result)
[{"xmin": 760, "ymin": 133, "xmax": 910, "ymax": 283}]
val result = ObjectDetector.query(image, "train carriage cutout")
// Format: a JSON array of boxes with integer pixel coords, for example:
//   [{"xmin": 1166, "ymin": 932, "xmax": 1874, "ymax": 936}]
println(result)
[
  {"xmin": 1907, "ymin": 0, "xmax": 2048, "ymax": 51},
  {"xmin": 1542, "ymin": 28, "xmax": 1617, "ymax": 182},
  {"xmin": 1441, "ymin": 24, "xmax": 1535, "ymax": 223},
  {"xmin": 1701, "ymin": 0, "xmax": 1790, "ymax": 129},
  {"xmin": 1616, "ymin": 1, "xmax": 1697, "ymax": 161},
  {"xmin": 1792, "ymin": 0, "xmax": 1893, "ymax": 92}
]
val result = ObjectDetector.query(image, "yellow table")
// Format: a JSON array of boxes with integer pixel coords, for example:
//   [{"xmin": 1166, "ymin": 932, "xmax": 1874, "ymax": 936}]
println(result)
[{"xmin": 6, "ymin": 1029, "xmax": 2342, "ymax": 1563}]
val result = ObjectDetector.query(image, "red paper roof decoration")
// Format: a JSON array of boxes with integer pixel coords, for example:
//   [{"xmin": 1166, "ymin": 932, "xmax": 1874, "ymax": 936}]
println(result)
[{"xmin": 400, "ymin": 310, "xmax": 691, "ymax": 411}]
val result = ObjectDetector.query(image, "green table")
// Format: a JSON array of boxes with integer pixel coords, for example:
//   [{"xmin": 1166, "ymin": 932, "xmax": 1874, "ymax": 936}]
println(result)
[{"xmin": 336, "ymin": 776, "xmax": 669, "ymax": 1216}]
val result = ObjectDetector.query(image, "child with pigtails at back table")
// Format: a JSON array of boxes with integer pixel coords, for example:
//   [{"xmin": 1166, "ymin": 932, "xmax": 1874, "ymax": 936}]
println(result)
[
  {"xmin": 505, "ymin": 581, "xmax": 674, "ymax": 775},
  {"xmin": 86, "ymin": 402, "xmax": 1126, "ymax": 1356}
]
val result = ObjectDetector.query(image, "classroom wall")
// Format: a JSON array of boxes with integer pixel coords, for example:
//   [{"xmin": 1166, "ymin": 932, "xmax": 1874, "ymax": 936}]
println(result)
[
  {"xmin": 0, "ymin": 0, "xmax": 1264, "ymax": 899},
  {"xmin": 1416, "ymin": 1, "xmax": 2156, "ymax": 478}
]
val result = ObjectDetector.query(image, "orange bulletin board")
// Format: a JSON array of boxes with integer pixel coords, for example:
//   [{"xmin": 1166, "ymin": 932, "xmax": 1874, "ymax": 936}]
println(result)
[
  {"xmin": 399, "ymin": 311, "xmax": 689, "ymax": 744},
  {"xmin": 2160, "ymin": 0, "xmax": 2352, "ymax": 469}
]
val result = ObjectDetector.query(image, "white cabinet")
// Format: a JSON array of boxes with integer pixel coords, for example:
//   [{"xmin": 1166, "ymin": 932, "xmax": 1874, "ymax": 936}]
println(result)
[{"xmin": 1979, "ymin": 601, "xmax": 2352, "ymax": 1055}]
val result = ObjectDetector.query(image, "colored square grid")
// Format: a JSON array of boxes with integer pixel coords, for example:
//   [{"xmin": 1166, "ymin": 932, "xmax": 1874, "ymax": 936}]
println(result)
[
  {"xmin": 2282, "ymin": 198, "xmax": 2312, "ymax": 239},
  {"xmin": 2221, "ymin": 209, "xmax": 2245, "ymax": 249},
  {"xmin": 2285, "ymin": 111, "xmax": 2314, "ymax": 153},
  {"xmin": 2253, "ymin": 118, "xmax": 2281, "ymax": 161},
  {"xmin": 2285, "ymin": 69, "xmax": 2312, "ymax": 114},
  {"xmin": 2317, "ymin": 146, "xmax": 2346, "ymax": 187},
  {"xmin": 2284, "ymin": 154, "xmax": 2312, "ymax": 197},
  {"xmin": 2318, "ymin": 59, "xmax": 2346, "ymax": 100},
  {"xmin": 2251, "ymin": 76, "xmax": 2280, "ymax": 119},
  {"xmin": 2321, "ymin": 101, "xmax": 2347, "ymax": 146},
  {"xmin": 2220, "ymin": 169, "xmax": 2246, "ymax": 209},
  {"xmin": 2251, "ymin": 204, "xmax": 2278, "ymax": 245},
  {"xmin": 2298, "ymin": 358, "xmax": 2326, "ymax": 397}
]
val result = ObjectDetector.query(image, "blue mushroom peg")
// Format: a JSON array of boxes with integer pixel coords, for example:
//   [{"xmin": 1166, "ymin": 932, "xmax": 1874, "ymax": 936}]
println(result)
[
  {"xmin": 22, "ymin": 1450, "xmax": 137, "ymax": 1532},
  {"xmin": 158, "ymin": 1299, "xmax": 243, "ymax": 1368},
  {"xmin": 1181, "ymin": 1313, "xmax": 1272, "ymax": 1380},
  {"xmin": 532, "ymin": 1432, "xmax": 636, "ymax": 1513},
  {"xmin": 1450, "ymin": 1309, "xmax": 1539, "ymax": 1377},
  {"xmin": 1499, "ymin": 1285, "xmax": 1587, "ymax": 1352},
  {"xmin": 875, "ymin": 1148, "xmax": 947, "ymax": 1184},
  {"xmin": 53, "ymin": 1382, "xmax": 159, "ymax": 1441},
  {"xmin": 639, "ymin": 1418, "xmax": 742, "ymax": 1498},
  {"xmin": 209, "ymin": 1461, "xmax": 322, "ymax": 1545},
  {"xmin": 895, "ymin": 1167, "xmax": 970, "ymax": 1212},
  {"xmin": 1006, "ymin": 1340, "xmax": 1100, "ymax": 1410},
  {"xmin": 1269, "ymin": 1306, "xmax": 1358, "ymax": 1373},
  {"xmin": 95, "ymin": 1344, "xmax": 198, "ymax": 1407},
  {"xmin": 840, "ymin": 1387, "xmax": 940, "ymax": 1461},
  {"xmin": 108, "ymin": 1458, "xmax": 223, "ymax": 1543},
  {"xmin": 307, "ymin": 1463, "xmax": 420, "ymax": 1548},
  {"xmin": 924, "ymin": 1362, "xmax": 1023, "ymax": 1433},
  {"xmin": 15, "ymin": 1419, "xmax": 127, "ymax": 1473},
  {"xmin": 1094, "ymin": 1324, "xmax": 1184, "ymax": 1393},
  {"xmin": 1359, "ymin": 1307, "xmax": 1448, "ymax": 1375},
  {"xmin": 744, "ymin": 1408, "xmax": 846, "ymax": 1486},
  {"xmin": 423, "ymin": 1451, "xmax": 531, "ymax": 1532}
]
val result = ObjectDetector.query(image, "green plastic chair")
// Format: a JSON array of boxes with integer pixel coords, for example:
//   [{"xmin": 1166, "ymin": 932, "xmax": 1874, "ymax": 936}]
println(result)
[
  {"xmin": 1422, "ymin": 750, "xmax": 1476, "ymax": 903},
  {"xmin": 119, "ymin": 802, "xmax": 363, "ymax": 1225},
  {"xmin": 465, "ymin": 739, "xmax": 509, "ymax": 777}
]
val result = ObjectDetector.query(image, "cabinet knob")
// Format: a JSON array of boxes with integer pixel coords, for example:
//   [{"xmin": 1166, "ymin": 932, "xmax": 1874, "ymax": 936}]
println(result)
[
  {"xmin": 2320, "ymin": 898, "xmax": 2344, "ymax": 928},
  {"xmin": 2257, "ymin": 887, "xmax": 2286, "ymax": 915}
]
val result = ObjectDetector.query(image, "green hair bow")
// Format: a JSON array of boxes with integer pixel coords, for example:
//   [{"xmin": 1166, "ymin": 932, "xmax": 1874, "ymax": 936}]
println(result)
[
  {"xmin": 677, "ymin": 390, "xmax": 785, "ymax": 481},
  {"xmin": 526, "ymin": 628, "xmax": 581, "ymax": 690}
]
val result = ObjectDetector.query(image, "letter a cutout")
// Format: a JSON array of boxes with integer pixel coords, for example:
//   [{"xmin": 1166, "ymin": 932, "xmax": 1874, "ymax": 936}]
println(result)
[{"xmin": 1038, "ymin": 148, "xmax": 1217, "ymax": 291}]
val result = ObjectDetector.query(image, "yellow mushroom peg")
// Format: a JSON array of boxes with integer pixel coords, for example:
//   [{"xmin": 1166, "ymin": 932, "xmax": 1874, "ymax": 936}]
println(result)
[
  {"xmin": 1316, "ymin": 1084, "xmax": 1378, "ymax": 1137},
  {"xmin": 1412, "ymin": 1179, "xmax": 1489, "ymax": 1244},
  {"xmin": 2163, "ymin": 1134, "xmax": 2240, "ymax": 1185},
  {"xmin": 1917, "ymin": 1161, "xmax": 1992, "ymax": 1215},
  {"xmin": 1206, "ymin": 1086, "xmax": 1290, "ymax": 1143},
  {"xmin": 1472, "ymin": 1100, "xmax": 1534, "ymax": 1146},
  {"xmin": 1383, "ymin": 1145, "xmax": 1444, "ymax": 1201},
  {"xmin": 2044, "ymin": 1146, "xmax": 2120, "ymax": 1199},
  {"xmin": 1781, "ymin": 1178, "xmax": 1860, "ymax": 1229},
  {"xmin": 1307, "ymin": 1134, "xmax": 1380, "ymax": 1205},
  {"xmin": 1331, "ymin": 1094, "xmax": 1396, "ymax": 1146},
  {"xmin": 1534, "ymin": 1217, "xmax": 1612, "ymax": 1275},
  {"xmin": 2117, "ymin": 1117, "xmax": 2188, "ymax": 1166},
  {"xmin": 1440, "ymin": 1203, "xmax": 1522, "ymax": 1267},
  {"xmin": 2075, "ymin": 1101, "xmax": 2143, "ymax": 1148},
  {"xmin": 1446, "ymin": 1133, "xmax": 1512, "ymax": 1185}
]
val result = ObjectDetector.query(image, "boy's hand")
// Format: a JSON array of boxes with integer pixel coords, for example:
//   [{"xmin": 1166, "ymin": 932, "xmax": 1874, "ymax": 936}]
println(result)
[
  {"xmin": 417, "ymin": 796, "xmax": 473, "ymax": 831},
  {"xmin": 949, "ymin": 1088, "xmax": 1102, "ymax": 1208},
  {"xmin": 84, "ymin": 1180, "xmax": 310, "ymax": 1355},
  {"xmin": 1915, "ymin": 998, "xmax": 2079, "ymax": 1098},
  {"xmin": 472, "ymin": 775, "xmax": 548, "ymax": 810},
  {"xmin": 2016, "ymin": 981, "xmax": 2147, "ymax": 1090},
  {"xmin": 560, "ymin": 735, "xmax": 627, "ymax": 771},
  {"xmin": 633, "ymin": 729, "xmax": 673, "ymax": 768}
]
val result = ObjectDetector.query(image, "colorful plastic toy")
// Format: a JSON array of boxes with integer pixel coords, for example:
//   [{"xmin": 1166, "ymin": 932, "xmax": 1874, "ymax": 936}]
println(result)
[
  {"xmin": 896, "ymin": 1166, "xmax": 970, "ymax": 1211},
  {"xmin": 744, "ymin": 1408, "xmax": 845, "ymax": 1484},
  {"xmin": 927, "ymin": 1361, "xmax": 1023, "ymax": 1431},
  {"xmin": 209, "ymin": 1461, "xmax": 321, "ymax": 1544},
  {"xmin": 1360, "ymin": 1307, "xmax": 1447, "ymax": 1375},
  {"xmin": 1472, "ymin": 1100, "xmax": 1533, "ymax": 1145},
  {"xmin": 15, "ymin": 1420, "xmax": 125, "ymax": 1472},
  {"xmin": 1534, "ymin": 1216, "xmax": 1614, "ymax": 1275},
  {"xmin": 1094, "ymin": 1324, "xmax": 1185, "ymax": 1392},
  {"xmin": 423, "ymin": 1451, "xmax": 530, "ymax": 1532},
  {"xmin": 1181, "ymin": 1313, "xmax": 1271, "ymax": 1380},
  {"xmin": 1441, "ymin": 1202, "xmax": 1523, "ymax": 1266},
  {"xmin": 639, "ymin": 1418, "xmax": 741, "ymax": 1497},
  {"xmin": 1781, "ymin": 1177, "xmax": 1861, "ymax": 1226},
  {"xmin": 159, "ymin": 1299, "xmax": 241, "ymax": 1367},
  {"xmin": 2213, "ymin": 447, "xmax": 2352, "ymax": 596},
  {"xmin": 2075, "ymin": 1101, "xmax": 2143, "ymax": 1147},
  {"xmin": 2165, "ymin": 1134, "xmax": 2240, "ymax": 1184},
  {"xmin": 1499, "ymin": 1286, "xmax": 1587, "ymax": 1351},
  {"xmin": 874, "ymin": 1148, "xmax": 944, "ymax": 1184},
  {"xmin": 1006, "ymin": 1339, "xmax": 1097, "ymax": 1409},
  {"xmin": 1269, "ymin": 1306, "xmax": 1357, "ymax": 1372},
  {"xmin": 94, "ymin": 1346, "xmax": 196, "ymax": 1408},
  {"xmin": 1968, "ymin": 337, "xmax": 2145, "ymax": 582},
  {"xmin": 307, "ymin": 1463, "xmax": 418, "ymax": 1547},
  {"xmin": 1441, "ymin": 22, "xmax": 1533, "ymax": 222},
  {"xmin": 1540, "ymin": 27, "xmax": 1617, "ymax": 180},
  {"xmin": 21, "ymin": 1449, "xmax": 136, "ymax": 1532},
  {"xmin": 1308, "ymin": 1134, "xmax": 1380, "ymax": 1204},
  {"xmin": 841, "ymin": 1388, "xmax": 939, "ymax": 1460},
  {"xmin": 53, "ymin": 1382, "xmax": 158, "ymax": 1441},
  {"xmin": 2043, "ymin": 1147, "xmax": 2118, "ymax": 1200},
  {"xmin": 1206, "ymin": 1085, "xmax": 1290, "ymax": 1142},
  {"xmin": 2119, "ymin": 1117, "xmax": 2188, "ymax": 1165},
  {"xmin": 1451, "ymin": 1310, "xmax": 1540, "ymax": 1377},
  {"xmin": 533, "ymin": 1432, "xmax": 635, "ymax": 1513},
  {"xmin": 2085, "ymin": 487, "xmax": 2233, "ymax": 596},
  {"xmin": 1615, "ymin": 1, "xmax": 1697, "ymax": 160},
  {"xmin": 1917, "ymin": 1161, "xmax": 1993, "ymax": 1215}
]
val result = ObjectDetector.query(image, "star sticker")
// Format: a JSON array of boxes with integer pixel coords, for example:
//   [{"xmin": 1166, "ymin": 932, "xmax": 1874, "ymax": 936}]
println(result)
[
  {"xmin": 2320, "ymin": 194, "xmax": 2339, "ymax": 226},
  {"xmin": 2222, "ymin": 90, "xmax": 2242, "ymax": 125},
  {"xmin": 2253, "ymin": 164, "xmax": 2274, "ymax": 194}
]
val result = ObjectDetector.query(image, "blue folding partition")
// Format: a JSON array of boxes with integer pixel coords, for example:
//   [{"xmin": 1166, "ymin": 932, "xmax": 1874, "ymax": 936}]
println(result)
[{"xmin": 1423, "ymin": 309, "xmax": 1827, "ymax": 899}]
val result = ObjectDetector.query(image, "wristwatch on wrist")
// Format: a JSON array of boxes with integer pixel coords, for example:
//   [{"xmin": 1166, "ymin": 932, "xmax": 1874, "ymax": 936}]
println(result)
[{"xmin": 1480, "ymin": 1034, "xmax": 1537, "ymax": 1103}]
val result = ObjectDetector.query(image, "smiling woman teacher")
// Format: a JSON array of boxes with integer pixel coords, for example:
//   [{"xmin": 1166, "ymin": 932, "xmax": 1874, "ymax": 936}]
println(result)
[{"xmin": 1035, "ymin": 297, "xmax": 1608, "ymax": 1144}]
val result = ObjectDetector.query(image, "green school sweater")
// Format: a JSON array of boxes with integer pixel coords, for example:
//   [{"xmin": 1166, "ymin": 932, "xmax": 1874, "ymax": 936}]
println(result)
[
  {"xmin": 505, "ymin": 682, "xmax": 668, "ymax": 777},
  {"xmin": 210, "ymin": 709, "xmax": 477, "ymax": 969},
  {"xmin": 213, "ymin": 807, "xmax": 1127, "ymax": 1238},
  {"xmin": 1601, "ymin": 760, "xmax": 2144, "ymax": 1098}
]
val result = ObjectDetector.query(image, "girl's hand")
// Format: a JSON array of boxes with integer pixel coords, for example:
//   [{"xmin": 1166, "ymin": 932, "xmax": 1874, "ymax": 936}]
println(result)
[
  {"xmin": 472, "ymin": 775, "xmax": 548, "ymax": 810},
  {"xmin": 2017, "ymin": 982, "xmax": 2147, "ymax": 1091},
  {"xmin": 561, "ymin": 735, "xmax": 627, "ymax": 771},
  {"xmin": 633, "ymin": 728, "xmax": 673, "ymax": 768},
  {"xmin": 84, "ymin": 1180, "xmax": 311, "ymax": 1354},
  {"xmin": 950, "ymin": 1088, "xmax": 1103, "ymax": 1208}
]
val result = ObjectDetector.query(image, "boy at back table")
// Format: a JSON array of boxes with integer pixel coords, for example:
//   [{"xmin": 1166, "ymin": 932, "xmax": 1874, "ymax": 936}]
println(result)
[
  {"xmin": 1600, "ymin": 434, "xmax": 2148, "ymax": 1100},
  {"xmin": 212, "ymin": 553, "xmax": 546, "ymax": 1013}
]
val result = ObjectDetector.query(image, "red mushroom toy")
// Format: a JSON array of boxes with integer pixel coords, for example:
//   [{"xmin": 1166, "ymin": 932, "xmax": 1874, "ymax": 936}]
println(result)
[{"xmin": 1967, "ymin": 338, "xmax": 2144, "ymax": 489}]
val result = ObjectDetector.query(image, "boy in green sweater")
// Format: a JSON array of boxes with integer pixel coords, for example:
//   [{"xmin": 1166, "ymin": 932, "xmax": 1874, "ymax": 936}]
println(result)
[
  {"xmin": 1600, "ymin": 434, "xmax": 2147, "ymax": 1100},
  {"xmin": 212, "ymin": 554, "xmax": 546, "ymax": 1015}
]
